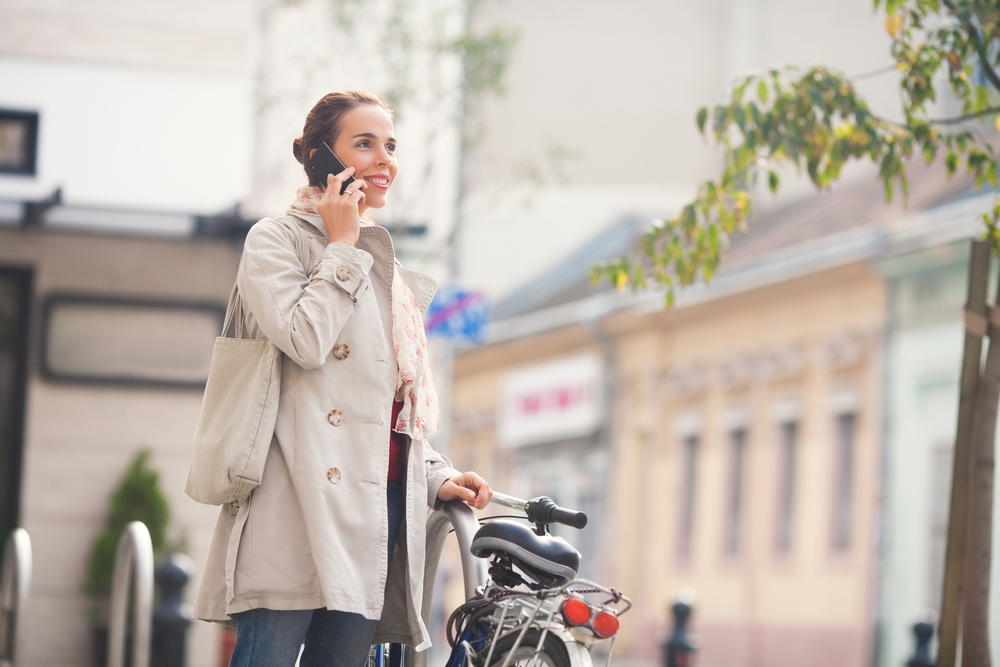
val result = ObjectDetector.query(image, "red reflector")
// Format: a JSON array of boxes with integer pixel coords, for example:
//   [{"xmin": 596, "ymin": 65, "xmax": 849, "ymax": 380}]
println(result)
[
  {"xmin": 593, "ymin": 611, "xmax": 619, "ymax": 638},
  {"xmin": 562, "ymin": 599, "xmax": 591, "ymax": 626}
]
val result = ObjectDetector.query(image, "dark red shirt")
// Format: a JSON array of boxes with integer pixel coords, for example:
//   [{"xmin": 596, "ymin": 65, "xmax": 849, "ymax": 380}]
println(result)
[{"xmin": 388, "ymin": 400, "xmax": 405, "ymax": 480}]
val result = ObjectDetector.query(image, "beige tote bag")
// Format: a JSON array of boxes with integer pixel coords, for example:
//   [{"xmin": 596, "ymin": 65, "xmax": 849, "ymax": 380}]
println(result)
[{"xmin": 184, "ymin": 283, "xmax": 281, "ymax": 505}]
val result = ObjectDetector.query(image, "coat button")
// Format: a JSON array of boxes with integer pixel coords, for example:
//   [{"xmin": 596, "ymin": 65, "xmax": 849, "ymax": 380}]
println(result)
[
  {"xmin": 333, "ymin": 343, "xmax": 350, "ymax": 360},
  {"xmin": 336, "ymin": 265, "xmax": 351, "ymax": 281},
  {"xmin": 328, "ymin": 410, "xmax": 344, "ymax": 426},
  {"xmin": 310, "ymin": 265, "xmax": 320, "ymax": 277},
  {"xmin": 327, "ymin": 467, "xmax": 341, "ymax": 484}
]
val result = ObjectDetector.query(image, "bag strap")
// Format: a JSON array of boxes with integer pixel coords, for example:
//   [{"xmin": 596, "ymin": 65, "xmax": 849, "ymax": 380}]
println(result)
[
  {"xmin": 220, "ymin": 215, "xmax": 314, "ymax": 341},
  {"xmin": 221, "ymin": 282, "xmax": 244, "ymax": 340}
]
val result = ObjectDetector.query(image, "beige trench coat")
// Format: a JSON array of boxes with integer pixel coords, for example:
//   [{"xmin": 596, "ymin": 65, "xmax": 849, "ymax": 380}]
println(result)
[{"xmin": 192, "ymin": 210, "xmax": 459, "ymax": 650}]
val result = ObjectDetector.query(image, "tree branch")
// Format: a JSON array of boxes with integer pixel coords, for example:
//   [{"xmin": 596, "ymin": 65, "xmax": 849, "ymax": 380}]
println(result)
[
  {"xmin": 930, "ymin": 105, "xmax": 1000, "ymax": 124},
  {"xmin": 849, "ymin": 64, "xmax": 899, "ymax": 81},
  {"xmin": 942, "ymin": 0, "xmax": 1000, "ymax": 93}
]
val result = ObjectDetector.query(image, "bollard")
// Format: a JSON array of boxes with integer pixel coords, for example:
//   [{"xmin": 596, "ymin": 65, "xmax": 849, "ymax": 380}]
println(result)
[
  {"xmin": 152, "ymin": 554, "xmax": 193, "ymax": 667},
  {"xmin": 905, "ymin": 620, "xmax": 934, "ymax": 667},
  {"xmin": 663, "ymin": 590, "xmax": 696, "ymax": 667},
  {"xmin": 1, "ymin": 528, "xmax": 32, "ymax": 667},
  {"xmin": 108, "ymin": 522, "xmax": 154, "ymax": 667}
]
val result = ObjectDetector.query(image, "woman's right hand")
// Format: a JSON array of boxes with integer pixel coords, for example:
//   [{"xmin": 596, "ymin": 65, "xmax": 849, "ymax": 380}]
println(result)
[{"xmin": 317, "ymin": 168, "xmax": 366, "ymax": 246}]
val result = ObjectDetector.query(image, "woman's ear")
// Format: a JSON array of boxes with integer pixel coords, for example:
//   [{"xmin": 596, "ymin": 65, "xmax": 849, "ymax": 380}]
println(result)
[{"xmin": 309, "ymin": 148, "xmax": 317, "ymax": 160}]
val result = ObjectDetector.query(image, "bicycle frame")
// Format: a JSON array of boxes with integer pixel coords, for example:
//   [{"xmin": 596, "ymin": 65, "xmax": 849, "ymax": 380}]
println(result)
[
  {"xmin": 473, "ymin": 577, "xmax": 631, "ymax": 667},
  {"xmin": 406, "ymin": 500, "xmax": 486, "ymax": 667},
  {"xmin": 402, "ymin": 498, "xmax": 630, "ymax": 667}
]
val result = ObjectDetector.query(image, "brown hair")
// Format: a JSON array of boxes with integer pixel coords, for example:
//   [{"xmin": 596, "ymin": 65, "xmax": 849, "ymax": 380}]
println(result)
[{"xmin": 293, "ymin": 90, "xmax": 394, "ymax": 187}]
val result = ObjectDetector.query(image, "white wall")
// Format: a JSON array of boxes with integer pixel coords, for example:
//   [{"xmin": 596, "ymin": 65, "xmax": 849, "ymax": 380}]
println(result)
[
  {"xmin": 0, "ymin": 0, "xmax": 255, "ymax": 215},
  {"xmin": 460, "ymin": 0, "xmax": 901, "ymax": 300},
  {"xmin": 0, "ymin": 56, "xmax": 253, "ymax": 214},
  {"xmin": 0, "ymin": 3, "xmax": 256, "ymax": 665},
  {"xmin": 247, "ymin": 0, "xmax": 464, "ymax": 266},
  {"xmin": 881, "ymin": 257, "xmax": 1000, "ymax": 667}
]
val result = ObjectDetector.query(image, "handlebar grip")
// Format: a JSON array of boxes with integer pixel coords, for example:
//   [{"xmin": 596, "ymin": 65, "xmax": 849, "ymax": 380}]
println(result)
[
  {"xmin": 551, "ymin": 507, "xmax": 588, "ymax": 529},
  {"xmin": 525, "ymin": 496, "xmax": 588, "ymax": 529}
]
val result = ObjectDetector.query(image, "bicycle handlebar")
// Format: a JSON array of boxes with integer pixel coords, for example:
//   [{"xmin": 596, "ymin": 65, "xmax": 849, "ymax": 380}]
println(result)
[{"xmin": 490, "ymin": 492, "xmax": 588, "ymax": 529}]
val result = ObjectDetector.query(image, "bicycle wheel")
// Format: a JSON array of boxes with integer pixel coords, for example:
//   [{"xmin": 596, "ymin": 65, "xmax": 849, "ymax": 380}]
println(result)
[
  {"xmin": 484, "ymin": 630, "xmax": 571, "ymax": 667},
  {"xmin": 366, "ymin": 643, "xmax": 404, "ymax": 667}
]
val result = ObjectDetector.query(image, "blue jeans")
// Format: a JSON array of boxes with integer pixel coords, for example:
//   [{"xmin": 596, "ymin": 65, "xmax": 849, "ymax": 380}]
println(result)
[{"xmin": 230, "ymin": 479, "xmax": 405, "ymax": 667}]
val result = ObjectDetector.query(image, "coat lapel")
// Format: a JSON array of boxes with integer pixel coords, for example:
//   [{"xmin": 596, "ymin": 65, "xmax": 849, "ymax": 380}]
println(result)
[
  {"xmin": 288, "ymin": 218, "xmax": 439, "ymax": 316},
  {"xmin": 396, "ymin": 264, "xmax": 437, "ymax": 316},
  {"xmin": 356, "ymin": 226, "xmax": 438, "ymax": 315}
]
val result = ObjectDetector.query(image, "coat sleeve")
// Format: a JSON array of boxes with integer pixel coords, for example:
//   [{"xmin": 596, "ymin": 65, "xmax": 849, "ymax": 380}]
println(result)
[
  {"xmin": 237, "ymin": 218, "xmax": 374, "ymax": 370},
  {"xmin": 420, "ymin": 438, "xmax": 461, "ymax": 510}
]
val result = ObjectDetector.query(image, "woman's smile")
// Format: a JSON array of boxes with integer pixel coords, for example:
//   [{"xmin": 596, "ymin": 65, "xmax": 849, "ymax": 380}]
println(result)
[
  {"xmin": 332, "ymin": 104, "xmax": 398, "ymax": 214},
  {"xmin": 362, "ymin": 175, "xmax": 390, "ymax": 190}
]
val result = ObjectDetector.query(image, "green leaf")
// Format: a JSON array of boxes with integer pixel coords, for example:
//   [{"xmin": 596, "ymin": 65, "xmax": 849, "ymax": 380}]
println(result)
[
  {"xmin": 808, "ymin": 85, "xmax": 824, "ymax": 107},
  {"xmin": 768, "ymin": 170, "xmax": 780, "ymax": 192},
  {"xmin": 976, "ymin": 85, "xmax": 989, "ymax": 111},
  {"xmin": 632, "ymin": 264, "xmax": 647, "ymax": 289},
  {"xmin": 758, "ymin": 80, "xmax": 769, "ymax": 104},
  {"xmin": 733, "ymin": 105, "xmax": 747, "ymax": 131},
  {"xmin": 922, "ymin": 141, "xmax": 937, "ymax": 164},
  {"xmin": 713, "ymin": 105, "xmax": 729, "ymax": 134},
  {"xmin": 696, "ymin": 107, "xmax": 709, "ymax": 134},
  {"xmin": 946, "ymin": 151, "xmax": 959, "ymax": 177},
  {"xmin": 680, "ymin": 204, "xmax": 697, "ymax": 230}
]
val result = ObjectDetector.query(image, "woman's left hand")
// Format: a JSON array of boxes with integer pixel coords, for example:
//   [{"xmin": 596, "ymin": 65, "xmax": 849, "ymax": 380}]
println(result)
[{"xmin": 438, "ymin": 472, "xmax": 493, "ymax": 510}]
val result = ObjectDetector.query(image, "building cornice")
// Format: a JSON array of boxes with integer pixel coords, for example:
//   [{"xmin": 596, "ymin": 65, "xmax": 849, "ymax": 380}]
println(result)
[{"xmin": 485, "ymin": 191, "xmax": 992, "ymax": 345}]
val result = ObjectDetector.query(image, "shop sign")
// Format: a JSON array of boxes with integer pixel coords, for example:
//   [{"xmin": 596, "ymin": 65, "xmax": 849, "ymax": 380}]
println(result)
[{"xmin": 498, "ymin": 353, "xmax": 602, "ymax": 447}]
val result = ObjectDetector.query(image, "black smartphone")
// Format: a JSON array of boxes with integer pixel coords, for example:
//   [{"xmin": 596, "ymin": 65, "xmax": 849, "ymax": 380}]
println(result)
[{"xmin": 311, "ymin": 141, "xmax": 356, "ymax": 195}]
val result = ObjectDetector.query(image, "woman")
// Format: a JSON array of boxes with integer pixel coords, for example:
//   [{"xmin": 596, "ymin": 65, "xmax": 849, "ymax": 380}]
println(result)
[{"xmin": 192, "ymin": 90, "xmax": 492, "ymax": 666}]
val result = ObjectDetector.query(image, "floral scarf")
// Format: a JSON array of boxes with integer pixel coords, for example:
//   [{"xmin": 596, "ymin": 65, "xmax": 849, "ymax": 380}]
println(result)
[{"xmin": 290, "ymin": 186, "xmax": 439, "ymax": 440}]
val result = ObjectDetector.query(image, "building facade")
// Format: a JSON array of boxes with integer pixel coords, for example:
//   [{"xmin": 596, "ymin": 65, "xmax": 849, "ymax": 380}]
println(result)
[
  {"xmin": 451, "ymin": 260, "xmax": 886, "ymax": 667},
  {"xmin": 0, "ymin": 0, "xmax": 472, "ymax": 663},
  {"xmin": 449, "ymin": 158, "xmax": 998, "ymax": 666},
  {"xmin": 0, "ymin": 2, "xmax": 257, "ymax": 665},
  {"xmin": 876, "ymin": 239, "xmax": 1000, "ymax": 667}
]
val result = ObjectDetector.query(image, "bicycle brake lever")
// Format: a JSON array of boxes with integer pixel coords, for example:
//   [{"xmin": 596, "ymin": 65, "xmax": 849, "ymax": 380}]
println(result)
[{"xmin": 525, "ymin": 496, "xmax": 557, "ymax": 535}]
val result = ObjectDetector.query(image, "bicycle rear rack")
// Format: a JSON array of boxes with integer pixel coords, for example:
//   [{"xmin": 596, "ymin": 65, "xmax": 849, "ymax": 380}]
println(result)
[
  {"xmin": 107, "ymin": 521, "xmax": 154, "ymax": 667},
  {"xmin": 1, "ymin": 528, "xmax": 32, "ymax": 667},
  {"xmin": 406, "ymin": 500, "xmax": 487, "ymax": 667}
]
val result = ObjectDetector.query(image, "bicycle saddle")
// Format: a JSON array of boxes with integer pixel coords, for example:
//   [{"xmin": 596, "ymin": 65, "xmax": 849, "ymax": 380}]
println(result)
[{"xmin": 471, "ymin": 520, "xmax": 580, "ymax": 586}]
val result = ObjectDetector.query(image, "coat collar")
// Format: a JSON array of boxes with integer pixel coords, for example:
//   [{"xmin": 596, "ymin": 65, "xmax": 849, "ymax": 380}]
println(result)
[{"xmin": 287, "ymin": 210, "xmax": 438, "ymax": 315}]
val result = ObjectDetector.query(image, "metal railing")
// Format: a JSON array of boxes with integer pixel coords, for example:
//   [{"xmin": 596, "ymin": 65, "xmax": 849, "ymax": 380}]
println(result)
[
  {"xmin": 107, "ymin": 521, "xmax": 154, "ymax": 667},
  {"xmin": 1, "ymin": 528, "xmax": 32, "ymax": 667},
  {"xmin": 405, "ymin": 500, "xmax": 487, "ymax": 667}
]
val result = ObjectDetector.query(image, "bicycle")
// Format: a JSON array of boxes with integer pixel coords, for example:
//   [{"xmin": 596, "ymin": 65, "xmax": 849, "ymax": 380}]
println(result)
[{"xmin": 368, "ymin": 491, "xmax": 632, "ymax": 667}]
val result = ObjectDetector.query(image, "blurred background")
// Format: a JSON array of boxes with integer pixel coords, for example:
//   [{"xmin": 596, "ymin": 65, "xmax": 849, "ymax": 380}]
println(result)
[{"xmin": 0, "ymin": 0, "xmax": 997, "ymax": 666}]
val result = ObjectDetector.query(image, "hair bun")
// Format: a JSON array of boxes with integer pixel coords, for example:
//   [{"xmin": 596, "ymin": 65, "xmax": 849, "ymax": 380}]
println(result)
[{"xmin": 292, "ymin": 136, "xmax": 304, "ymax": 164}]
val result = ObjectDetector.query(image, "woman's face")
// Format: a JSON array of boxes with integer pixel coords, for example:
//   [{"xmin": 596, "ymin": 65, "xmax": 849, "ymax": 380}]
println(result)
[{"xmin": 331, "ymin": 104, "xmax": 398, "ymax": 214}]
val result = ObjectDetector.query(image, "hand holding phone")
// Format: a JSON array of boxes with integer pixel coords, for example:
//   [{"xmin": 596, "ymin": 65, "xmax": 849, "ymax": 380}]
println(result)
[{"xmin": 311, "ymin": 142, "xmax": 356, "ymax": 195}]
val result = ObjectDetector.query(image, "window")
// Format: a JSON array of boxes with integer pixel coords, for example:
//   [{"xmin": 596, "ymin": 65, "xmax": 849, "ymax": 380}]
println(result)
[
  {"xmin": 0, "ymin": 110, "xmax": 39, "ymax": 176},
  {"xmin": 832, "ymin": 412, "xmax": 856, "ymax": 550},
  {"xmin": 775, "ymin": 421, "xmax": 797, "ymax": 553},
  {"xmin": 724, "ymin": 428, "xmax": 747, "ymax": 555},
  {"xmin": 677, "ymin": 434, "xmax": 699, "ymax": 559},
  {"xmin": 42, "ymin": 295, "xmax": 223, "ymax": 387}
]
